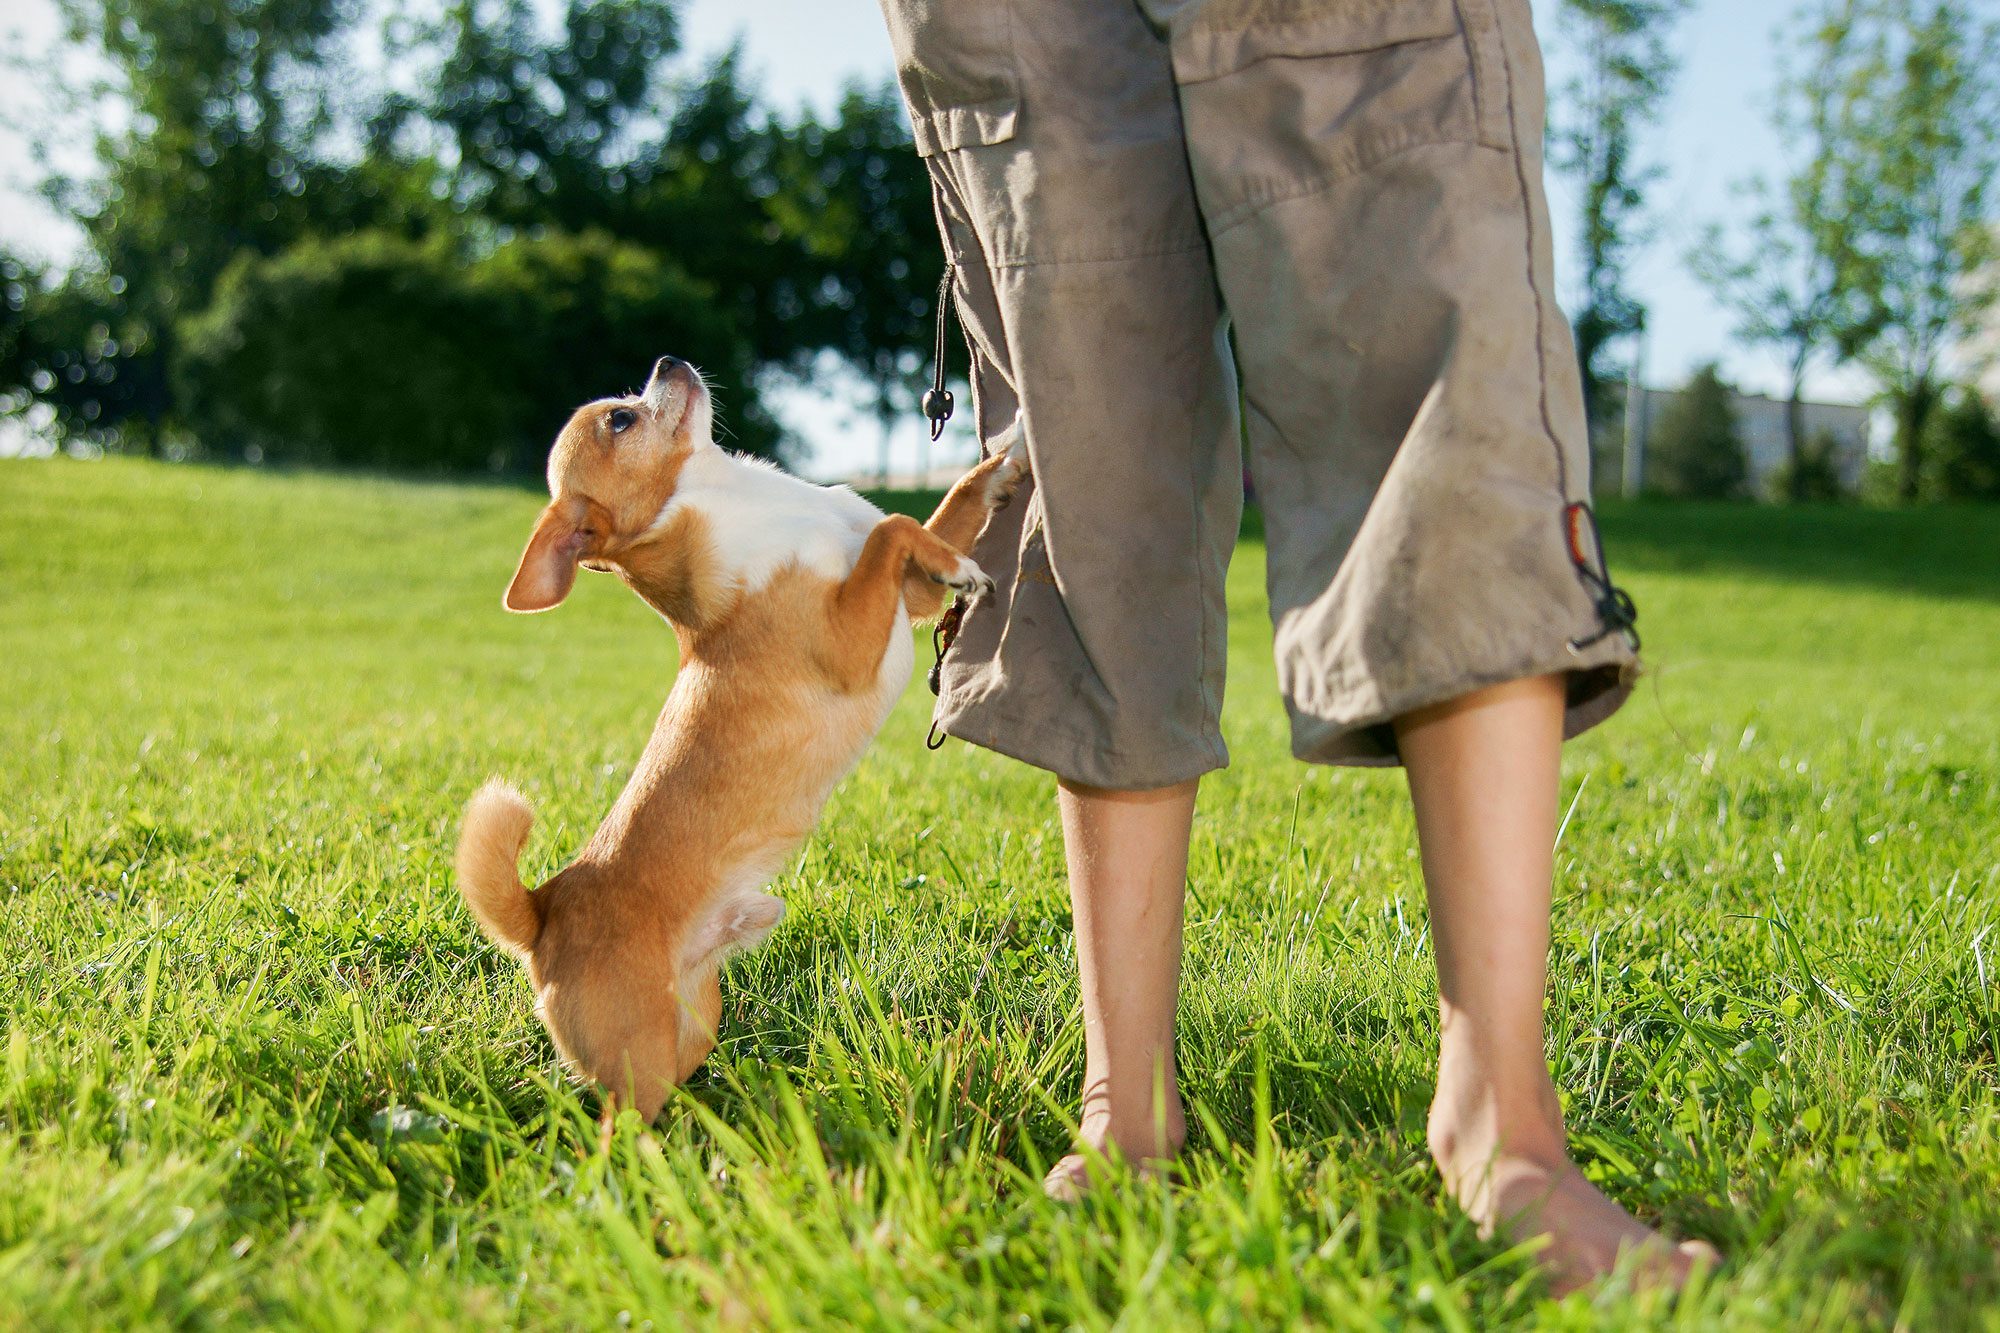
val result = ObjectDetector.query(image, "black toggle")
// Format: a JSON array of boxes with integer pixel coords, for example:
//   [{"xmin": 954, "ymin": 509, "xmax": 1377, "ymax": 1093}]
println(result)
[
  {"xmin": 922, "ymin": 387, "xmax": 954, "ymax": 440},
  {"xmin": 926, "ymin": 267, "xmax": 956, "ymax": 442}
]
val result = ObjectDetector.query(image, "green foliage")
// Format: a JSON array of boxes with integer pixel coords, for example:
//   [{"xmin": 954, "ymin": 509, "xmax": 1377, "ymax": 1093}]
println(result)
[
  {"xmin": 3, "ymin": 0, "xmax": 943, "ymax": 468},
  {"xmin": 4, "ymin": 459, "xmax": 2000, "ymax": 1324},
  {"xmin": 33, "ymin": 0, "xmax": 371, "ymax": 447},
  {"xmin": 1830, "ymin": 0, "xmax": 2000, "ymax": 502},
  {"xmin": 0, "ymin": 256, "xmax": 134, "ymax": 439},
  {"xmin": 412, "ymin": 0, "xmax": 684, "ymax": 226},
  {"xmin": 1921, "ymin": 386, "xmax": 2000, "ymax": 500},
  {"xmin": 1548, "ymin": 0, "xmax": 1691, "ymax": 422},
  {"xmin": 1649, "ymin": 362, "xmax": 1750, "ymax": 499},
  {"xmin": 764, "ymin": 86, "xmax": 949, "ymax": 422},
  {"xmin": 1766, "ymin": 429, "xmax": 1851, "ymax": 503},
  {"xmin": 1690, "ymin": 3, "xmax": 1874, "ymax": 501},
  {"xmin": 176, "ymin": 229, "xmax": 756, "ymax": 471},
  {"xmin": 175, "ymin": 233, "xmax": 516, "ymax": 471}
]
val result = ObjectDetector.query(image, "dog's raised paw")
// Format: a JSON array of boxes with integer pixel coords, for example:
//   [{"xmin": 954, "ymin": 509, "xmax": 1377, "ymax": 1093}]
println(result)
[
  {"xmin": 937, "ymin": 555, "xmax": 995, "ymax": 599},
  {"xmin": 984, "ymin": 452, "xmax": 1029, "ymax": 509}
]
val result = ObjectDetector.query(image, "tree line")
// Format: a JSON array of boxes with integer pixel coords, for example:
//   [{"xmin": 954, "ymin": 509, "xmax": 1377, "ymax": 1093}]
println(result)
[
  {"xmin": 0, "ymin": 0, "xmax": 940, "ymax": 471},
  {"xmin": 1554, "ymin": 0, "xmax": 1999, "ymax": 501},
  {"xmin": 1, "ymin": 0, "xmax": 1996, "ymax": 499}
]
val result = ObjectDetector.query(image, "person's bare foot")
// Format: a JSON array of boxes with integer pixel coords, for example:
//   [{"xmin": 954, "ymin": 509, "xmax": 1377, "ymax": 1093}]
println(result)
[
  {"xmin": 1434, "ymin": 1133, "xmax": 1718, "ymax": 1295},
  {"xmin": 1042, "ymin": 1104, "xmax": 1186, "ymax": 1201}
]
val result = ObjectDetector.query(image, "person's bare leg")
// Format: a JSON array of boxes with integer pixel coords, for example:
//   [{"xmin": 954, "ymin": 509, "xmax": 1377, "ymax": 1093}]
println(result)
[
  {"xmin": 1043, "ymin": 778, "xmax": 1196, "ymax": 1199},
  {"xmin": 1397, "ymin": 675, "xmax": 1717, "ymax": 1293}
]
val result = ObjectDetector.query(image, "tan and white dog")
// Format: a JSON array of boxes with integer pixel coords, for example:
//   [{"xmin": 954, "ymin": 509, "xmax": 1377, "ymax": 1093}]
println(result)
[{"xmin": 457, "ymin": 355, "xmax": 1022, "ymax": 1123}]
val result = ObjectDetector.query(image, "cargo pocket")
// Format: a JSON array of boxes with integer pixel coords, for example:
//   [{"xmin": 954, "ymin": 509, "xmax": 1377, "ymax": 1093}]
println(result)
[
  {"xmin": 878, "ymin": 0, "xmax": 1021, "ymax": 157},
  {"xmin": 1172, "ymin": 0, "xmax": 1512, "ymax": 231}
]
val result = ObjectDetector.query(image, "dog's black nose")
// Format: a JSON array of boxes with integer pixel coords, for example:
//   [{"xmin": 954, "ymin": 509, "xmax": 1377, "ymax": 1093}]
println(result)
[{"xmin": 641, "ymin": 355, "xmax": 690, "ymax": 405}]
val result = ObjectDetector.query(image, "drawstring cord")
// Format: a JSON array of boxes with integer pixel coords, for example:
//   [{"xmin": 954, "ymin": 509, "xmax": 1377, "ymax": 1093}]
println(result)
[
  {"xmin": 925, "ymin": 597, "xmax": 967, "ymax": 750},
  {"xmin": 1562, "ymin": 501, "xmax": 1640, "ymax": 653},
  {"xmin": 922, "ymin": 266, "xmax": 955, "ymax": 442},
  {"xmin": 925, "ymin": 263, "xmax": 962, "ymax": 751}
]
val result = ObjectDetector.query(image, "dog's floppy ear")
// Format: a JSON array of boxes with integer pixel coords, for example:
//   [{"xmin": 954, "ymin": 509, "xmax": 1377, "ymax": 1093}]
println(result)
[
  {"xmin": 680, "ymin": 890, "xmax": 784, "ymax": 973},
  {"xmin": 504, "ymin": 500, "xmax": 591, "ymax": 613}
]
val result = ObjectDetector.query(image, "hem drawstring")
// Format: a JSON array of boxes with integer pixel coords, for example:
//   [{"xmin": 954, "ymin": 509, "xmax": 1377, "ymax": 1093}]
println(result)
[{"xmin": 1562, "ymin": 501, "xmax": 1640, "ymax": 653}]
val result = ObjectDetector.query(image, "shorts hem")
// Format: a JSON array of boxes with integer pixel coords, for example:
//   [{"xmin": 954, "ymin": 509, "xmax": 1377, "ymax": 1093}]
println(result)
[
  {"xmin": 930, "ymin": 693, "xmax": 1229, "ymax": 790},
  {"xmin": 1287, "ymin": 651, "xmax": 1638, "ymax": 768}
]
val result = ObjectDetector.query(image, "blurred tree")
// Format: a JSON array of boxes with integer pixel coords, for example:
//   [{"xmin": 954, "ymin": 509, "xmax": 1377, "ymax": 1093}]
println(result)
[
  {"xmin": 1691, "ymin": 1, "xmax": 1871, "ymax": 501},
  {"xmin": 1768, "ymin": 429, "xmax": 1852, "ymax": 502},
  {"xmin": 1548, "ymin": 0, "xmax": 1690, "ymax": 428},
  {"xmin": 406, "ymin": 0, "xmax": 683, "ymax": 229},
  {"xmin": 35, "ymin": 0, "xmax": 362, "ymax": 450},
  {"xmin": 379, "ymin": 5, "xmax": 805, "ymax": 453},
  {"xmin": 1648, "ymin": 362, "xmax": 1749, "ymax": 499},
  {"xmin": 176, "ymin": 228, "xmax": 749, "ymax": 470},
  {"xmin": 1923, "ymin": 386, "xmax": 2000, "ymax": 500},
  {"xmin": 765, "ymin": 84, "xmax": 948, "ymax": 481},
  {"xmin": 0, "ymin": 256, "xmax": 132, "ymax": 440},
  {"xmin": 384, "ymin": 5, "xmax": 940, "ymax": 450},
  {"xmin": 1831, "ymin": 0, "xmax": 2000, "ymax": 503},
  {"xmin": 176, "ymin": 232, "xmax": 527, "ymax": 471}
]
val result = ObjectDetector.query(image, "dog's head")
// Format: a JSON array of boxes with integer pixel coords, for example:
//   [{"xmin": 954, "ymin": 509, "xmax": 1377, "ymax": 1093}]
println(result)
[{"xmin": 503, "ymin": 355, "xmax": 713, "ymax": 613}]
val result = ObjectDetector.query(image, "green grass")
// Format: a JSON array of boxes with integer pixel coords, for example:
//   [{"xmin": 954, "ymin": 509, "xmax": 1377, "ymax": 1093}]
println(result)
[{"xmin": 2, "ymin": 457, "xmax": 1997, "ymax": 1330}]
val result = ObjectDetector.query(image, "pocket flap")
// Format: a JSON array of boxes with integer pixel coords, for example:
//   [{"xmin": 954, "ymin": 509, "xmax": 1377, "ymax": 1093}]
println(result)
[
  {"xmin": 910, "ymin": 97, "xmax": 1021, "ymax": 157},
  {"xmin": 1172, "ymin": 0, "xmax": 1463, "ymax": 85},
  {"xmin": 882, "ymin": 0, "xmax": 1023, "ymax": 156}
]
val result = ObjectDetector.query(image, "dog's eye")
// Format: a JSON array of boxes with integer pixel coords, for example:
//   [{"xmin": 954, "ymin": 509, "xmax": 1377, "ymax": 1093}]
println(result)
[{"xmin": 608, "ymin": 408, "xmax": 636, "ymax": 434}]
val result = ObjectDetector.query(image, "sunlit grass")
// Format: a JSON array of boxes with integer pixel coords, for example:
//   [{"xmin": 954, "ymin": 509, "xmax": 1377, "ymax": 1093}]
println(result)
[{"xmin": 2, "ymin": 458, "xmax": 1996, "ymax": 1328}]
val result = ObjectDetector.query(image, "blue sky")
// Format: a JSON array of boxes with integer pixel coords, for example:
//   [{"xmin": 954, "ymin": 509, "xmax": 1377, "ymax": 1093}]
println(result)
[{"xmin": 1, "ymin": 0, "xmax": 1966, "ymax": 473}]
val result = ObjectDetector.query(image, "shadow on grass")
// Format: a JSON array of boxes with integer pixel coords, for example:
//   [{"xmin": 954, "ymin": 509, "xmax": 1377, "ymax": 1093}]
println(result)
[{"xmin": 1570, "ymin": 501, "xmax": 2000, "ymax": 605}]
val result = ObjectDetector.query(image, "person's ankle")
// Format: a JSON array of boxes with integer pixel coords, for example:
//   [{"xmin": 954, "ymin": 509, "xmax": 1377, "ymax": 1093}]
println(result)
[
  {"xmin": 1075, "ymin": 1092, "xmax": 1187, "ymax": 1163},
  {"xmin": 1426, "ymin": 1062, "xmax": 1568, "ymax": 1207}
]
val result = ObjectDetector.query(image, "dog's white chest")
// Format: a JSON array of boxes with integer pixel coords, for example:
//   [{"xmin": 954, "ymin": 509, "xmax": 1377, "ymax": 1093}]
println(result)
[
  {"xmin": 877, "ymin": 603, "xmax": 916, "ymax": 701},
  {"xmin": 660, "ymin": 450, "xmax": 881, "ymax": 594}
]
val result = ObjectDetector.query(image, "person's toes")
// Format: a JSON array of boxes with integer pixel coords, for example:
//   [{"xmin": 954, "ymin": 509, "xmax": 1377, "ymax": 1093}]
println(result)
[
  {"xmin": 1668, "ymin": 1237, "xmax": 1722, "ymax": 1282},
  {"xmin": 1042, "ymin": 1154, "xmax": 1091, "ymax": 1203},
  {"xmin": 1042, "ymin": 1150, "xmax": 1184, "ymax": 1200},
  {"xmin": 1616, "ymin": 1234, "xmax": 1721, "ymax": 1293}
]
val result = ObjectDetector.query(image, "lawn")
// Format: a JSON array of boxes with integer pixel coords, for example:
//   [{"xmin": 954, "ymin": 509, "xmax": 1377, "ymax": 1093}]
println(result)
[{"xmin": 2, "ymin": 457, "xmax": 1997, "ymax": 1330}]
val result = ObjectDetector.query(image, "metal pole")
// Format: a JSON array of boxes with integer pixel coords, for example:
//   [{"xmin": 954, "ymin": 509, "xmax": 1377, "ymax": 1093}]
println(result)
[{"xmin": 1622, "ymin": 325, "xmax": 1647, "ymax": 498}]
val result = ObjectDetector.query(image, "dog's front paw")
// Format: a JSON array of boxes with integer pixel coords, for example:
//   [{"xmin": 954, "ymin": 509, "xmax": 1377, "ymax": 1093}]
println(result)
[
  {"xmin": 982, "ymin": 451, "xmax": 1029, "ymax": 510},
  {"xmin": 936, "ymin": 555, "xmax": 995, "ymax": 600}
]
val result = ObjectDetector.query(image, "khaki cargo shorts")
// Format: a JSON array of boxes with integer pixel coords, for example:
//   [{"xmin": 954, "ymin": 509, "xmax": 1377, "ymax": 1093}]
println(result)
[{"xmin": 880, "ymin": 0, "xmax": 1640, "ymax": 789}]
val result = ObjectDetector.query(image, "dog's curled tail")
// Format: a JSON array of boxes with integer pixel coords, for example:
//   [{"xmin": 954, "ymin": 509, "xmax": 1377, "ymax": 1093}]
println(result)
[{"xmin": 456, "ymin": 779, "xmax": 542, "ymax": 959}]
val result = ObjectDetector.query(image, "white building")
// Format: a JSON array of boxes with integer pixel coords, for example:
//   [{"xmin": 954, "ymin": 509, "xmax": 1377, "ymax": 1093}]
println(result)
[{"xmin": 1614, "ymin": 385, "xmax": 1873, "ymax": 496}]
